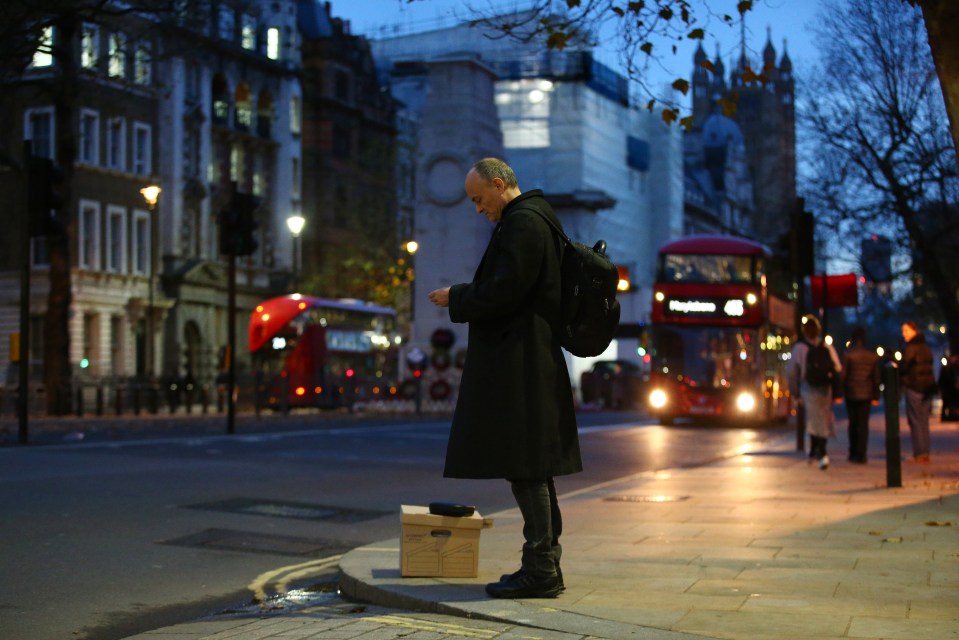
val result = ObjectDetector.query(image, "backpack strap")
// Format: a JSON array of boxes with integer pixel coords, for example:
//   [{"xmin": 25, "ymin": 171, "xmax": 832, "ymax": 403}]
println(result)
[{"xmin": 522, "ymin": 207, "xmax": 574, "ymax": 248}]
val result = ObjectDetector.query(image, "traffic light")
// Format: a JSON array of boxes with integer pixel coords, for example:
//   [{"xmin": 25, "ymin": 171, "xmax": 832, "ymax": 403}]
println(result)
[
  {"xmin": 218, "ymin": 189, "xmax": 260, "ymax": 256},
  {"xmin": 233, "ymin": 192, "xmax": 261, "ymax": 256},
  {"xmin": 27, "ymin": 155, "xmax": 64, "ymax": 237}
]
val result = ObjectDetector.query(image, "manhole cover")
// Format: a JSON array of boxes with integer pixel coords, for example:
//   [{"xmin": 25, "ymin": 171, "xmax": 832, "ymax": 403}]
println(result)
[
  {"xmin": 604, "ymin": 495, "xmax": 690, "ymax": 503},
  {"xmin": 184, "ymin": 498, "xmax": 389, "ymax": 522},
  {"xmin": 161, "ymin": 528, "xmax": 351, "ymax": 557}
]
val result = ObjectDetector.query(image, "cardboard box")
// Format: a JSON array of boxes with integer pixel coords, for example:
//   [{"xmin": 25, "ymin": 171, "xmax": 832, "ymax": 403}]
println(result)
[{"xmin": 400, "ymin": 505, "xmax": 493, "ymax": 578}]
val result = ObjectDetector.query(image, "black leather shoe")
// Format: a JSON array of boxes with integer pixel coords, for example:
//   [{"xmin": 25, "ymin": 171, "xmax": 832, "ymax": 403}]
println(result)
[
  {"xmin": 486, "ymin": 571, "xmax": 562, "ymax": 599},
  {"xmin": 499, "ymin": 567, "xmax": 565, "ymax": 592}
]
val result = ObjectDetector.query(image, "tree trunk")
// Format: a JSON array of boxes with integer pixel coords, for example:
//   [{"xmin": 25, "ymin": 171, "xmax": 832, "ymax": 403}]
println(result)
[
  {"xmin": 43, "ymin": 13, "xmax": 77, "ymax": 415},
  {"xmin": 919, "ymin": 0, "xmax": 959, "ymax": 172}
]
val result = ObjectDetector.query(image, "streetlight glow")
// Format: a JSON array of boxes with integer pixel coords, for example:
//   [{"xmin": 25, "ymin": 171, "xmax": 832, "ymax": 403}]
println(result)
[
  {"xmin": 286, "ymin": 214, "xmax": 305, "ymax": 237},
  {"xmin": 405, "ymin": 240, "xmax": 418, "ymax": 255},
  {"xmin": 140, "ymin": 185, "xmax": 161, "ymax": 207}
]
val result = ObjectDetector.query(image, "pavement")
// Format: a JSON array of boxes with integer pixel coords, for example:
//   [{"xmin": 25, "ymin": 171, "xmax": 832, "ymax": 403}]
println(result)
[{"xmin": 113, "ymin": 411, "xmax": 959, "ymax": 639}]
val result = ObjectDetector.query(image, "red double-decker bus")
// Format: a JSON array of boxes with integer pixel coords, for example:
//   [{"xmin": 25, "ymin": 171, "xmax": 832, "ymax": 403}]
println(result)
[
  {"xmin": 647, "ymin": 235, "xmax": 795, "ymax": 425},
  {"xmin": 248, "ymin": 295, "xmax": 401, "ymax": 410}
]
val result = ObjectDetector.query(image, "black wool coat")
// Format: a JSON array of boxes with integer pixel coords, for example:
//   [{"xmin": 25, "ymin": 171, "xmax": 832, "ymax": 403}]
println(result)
[{"xmin": 444, "ymin": 190, "xmax": 582, "ymax": 480}]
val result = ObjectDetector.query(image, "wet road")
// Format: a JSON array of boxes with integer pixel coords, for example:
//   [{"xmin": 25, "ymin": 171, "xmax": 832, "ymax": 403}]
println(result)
[{"xmin": 0, "ymin": 412, "xmax": 790, "ymax": 640}]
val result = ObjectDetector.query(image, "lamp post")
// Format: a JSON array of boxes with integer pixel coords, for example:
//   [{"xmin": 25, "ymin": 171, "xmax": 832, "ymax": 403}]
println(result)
[
  {"xmin": 140, "ymin": 185, "xmax": 160, "ymax": 381},
  {"xmin": 404, "ymin": 239, "xmax": 418, "ymax": 343},
  {"xmin": 286, "ymin": 214, "xmax": 305, "ymax": 292}
]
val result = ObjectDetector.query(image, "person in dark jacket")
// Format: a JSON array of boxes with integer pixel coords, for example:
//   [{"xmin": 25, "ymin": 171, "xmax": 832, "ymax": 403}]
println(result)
[
  {"xmin": 938, "ymin": 353, "xmax": 959, "ymax": 421},
  {"xmin": 842, "ymin": 326, "xmax": 880, "ymax": 463},
  {"xmin": 428, "ymin": 158, "xmax": 581, "ymax": 599},
  {"xmin": 900, "ymin": 321, "xmax": 936, "ymax": 462}
]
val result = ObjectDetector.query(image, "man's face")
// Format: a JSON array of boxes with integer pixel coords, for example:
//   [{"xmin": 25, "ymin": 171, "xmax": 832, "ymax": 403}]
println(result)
[{"xmin": 465, "ymin": 169, "xmax": 507, "ymax": 223}]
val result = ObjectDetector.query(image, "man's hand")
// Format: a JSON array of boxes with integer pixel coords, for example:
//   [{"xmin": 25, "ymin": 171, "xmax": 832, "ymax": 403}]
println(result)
[{"xmin": 428, "ymin": 287, "xmax": 450, "ymax": 308}]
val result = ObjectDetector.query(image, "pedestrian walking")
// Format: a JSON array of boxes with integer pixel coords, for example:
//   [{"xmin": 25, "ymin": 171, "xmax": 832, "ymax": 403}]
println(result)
[
  {"xmin": 427, "ymin": 158, "xmax": 581, "ymax": 599},
  {"xmin": 841, "ymin": 326, "xmax": 880, "ymax": 463},
  {"xmin": 900, "ymin": 320, "xmax": 936, "ymax": 463},
  {"xmin": 789, "ymin": 314, "xmax": 842, "ymax": 469},
  {"xmin": 938, "ymin": 353, "xmax": 959, "ymax": 421}
]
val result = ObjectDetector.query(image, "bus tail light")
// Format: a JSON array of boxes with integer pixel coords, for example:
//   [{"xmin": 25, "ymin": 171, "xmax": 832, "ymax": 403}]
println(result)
[{"xmin": 295, "ymin": 386, "xmax": 306, "ymax": 396}]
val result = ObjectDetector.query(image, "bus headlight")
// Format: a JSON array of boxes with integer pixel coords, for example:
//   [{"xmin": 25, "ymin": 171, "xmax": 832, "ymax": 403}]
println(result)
[
  {"xmin": 736, "ymin": 392, "xmax": 756, "ymax": 412},
  {"xmin": 649, "ymin": 388, "xmax": 668, "ymax": 409}
]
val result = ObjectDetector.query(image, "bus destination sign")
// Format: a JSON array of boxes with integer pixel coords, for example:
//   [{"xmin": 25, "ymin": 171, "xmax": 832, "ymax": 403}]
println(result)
[{"xmin": 665, "ymin": 297, "xmax": 746, "ymax": 318}]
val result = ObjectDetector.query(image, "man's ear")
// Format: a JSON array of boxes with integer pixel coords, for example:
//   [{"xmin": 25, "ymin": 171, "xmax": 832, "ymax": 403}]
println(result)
[{"xmin": 492, "ymin": 177, "xmax": 505, "ymax": 192}]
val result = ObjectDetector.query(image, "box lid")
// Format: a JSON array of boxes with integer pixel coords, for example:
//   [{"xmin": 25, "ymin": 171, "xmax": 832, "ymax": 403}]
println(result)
[{"xmin": 401, "ymin": 504, "xmax": 493, "ymax": 529}]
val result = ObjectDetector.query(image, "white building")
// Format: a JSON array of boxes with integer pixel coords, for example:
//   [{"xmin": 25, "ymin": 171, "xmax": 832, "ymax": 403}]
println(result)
[{"xmin": 372, "ymin": 18, "xmax": 684, "ymax": 381}]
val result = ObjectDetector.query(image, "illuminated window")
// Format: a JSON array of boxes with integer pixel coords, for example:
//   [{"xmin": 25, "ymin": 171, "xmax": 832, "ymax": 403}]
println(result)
[
  {"xmin": 108, "ymin": 32, "xmax": 126, "ymax": 78},
  {"xmin": 134, "ymin": 43, "xmax": 152, "ymax": 85},
  {"xmin": 32, "ymin": 26, "xmax": 54, "ymax": 68},
  {"xmin": 241, "ymin": 15, "xmax": 257, "ymax": 50},
  {"xmin": 266, "ymin": 27, "xmax": 280, "ymax": 60},
  {"xmin": 81, "ymin": 24, "xmax": 98, "ymax": 69}
]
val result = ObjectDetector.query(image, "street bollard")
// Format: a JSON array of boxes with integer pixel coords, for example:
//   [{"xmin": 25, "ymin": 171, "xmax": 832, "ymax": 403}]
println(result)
[
  {"xmin": 115, "ymin": 386, "xmax": 124, "ymax": 415},
  {"xmin": 75, "ymin": 386, "xmax": 84, "ymax": 417},
  {"xmin": 795, "ymin": 401, "xmax": 805, "ymax": 452},
  {"xmin": 95, "ymin": 386, "xmax": 104, "ymax": 416},
  {"xmin": 200, "ymin": 384, "xmax": 210, "ymax": 414},
  {"xmin": 132, "ymin": 384, "xmax": 141, "ymax": 416},
  {"xmin": 882, "ymin": 363, "xmax": 902, "ymax": 488}
]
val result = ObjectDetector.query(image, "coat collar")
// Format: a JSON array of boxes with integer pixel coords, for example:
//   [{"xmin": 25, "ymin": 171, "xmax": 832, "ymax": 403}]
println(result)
[{"xmin": 501, "ymin": 189, "xmax": 545, "ymax": 219}]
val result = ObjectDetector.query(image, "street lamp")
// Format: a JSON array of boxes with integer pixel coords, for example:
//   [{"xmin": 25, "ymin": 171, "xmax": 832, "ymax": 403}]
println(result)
[
  {"xmin": 140, "ymin": 185, "xmax": 160, "ymax": 380},
  {"xmin": 286, "ymin": 214, "xmax": 305, "ymax": 292}
]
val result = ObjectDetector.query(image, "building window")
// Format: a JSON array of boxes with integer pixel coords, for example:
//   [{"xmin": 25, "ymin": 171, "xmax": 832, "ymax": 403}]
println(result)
[
  {"xmin": 241, "ymin": 15, "xmax": 257, "ymax": 50},
  {"xmin": 106, "ymin": 206, "xmax": 127, "ymax": 272},
  {"xmin": 219, "ymin": 5, "xmax": 235, "ymax": 41},
  {"xmin": 235, "ymin": 83, "xmax": 252, "ymax": 130},
  {"xmin": 133, "ymin": 210, "xmax": 150, "ymax": 274},
  {"xmin": 290, "ymin": 95, "xmax": 301, "ymax": 135},
  {"xmin": 212, "ymin": 74, "xmax": 230, "ymax": 124},
  {"xmin": 108, "ymin": 32, "xmax": 126, "ymax": 79},
  {"xmin": 133, "ymin": 122, "xmax": 151, "ymax": 175},
  {"xmin": 334, "ymin": 71, "xmax": 350, "ymax": 102},
  {"xmin": 79, "ymin": 109, "xmax": 99, "ymax": 165},
  {"xmin": 107, "ymin": 117, "xmax": 125, "ymax": 170},
  {"xmin": 31, "ymin": 26, "xmax": 54, "ymax": 68},
  {"xmin": 79, "ymin": 200, "xmax": 101, "ymax": 270},
  {"xmin": 291, "ymin": 157, "xmax": 300, "ymax": 199},
  {"xmin": 24, "ymin": 107, "xmax": 55, "ymax": 159},
  {"xmin": 257, "ymin": 90, "xmax": 273, "ymax": 137},
  {"xmin": 266, "ymin": 27, "xmax": 280, "ymax": 60},
  {"xmin": 81, "ymin": 24, "xmax": 99, "ymax": 69},
  {"xmin": 252, "ymin": 155, "xmax": 266, "ymax": 196},
  {"xmin": 230, "ymin": 143, "xmax": 245, "ymax": 185},
  {"xmin": 134, "ymin": 43, "xmax": 152, "ymax": 85}
]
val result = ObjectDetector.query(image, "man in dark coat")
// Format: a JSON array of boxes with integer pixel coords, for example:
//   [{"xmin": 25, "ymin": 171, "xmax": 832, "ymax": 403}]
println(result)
[
  {"xmin": 900, "ymin": 321, "xmax": 936, "ymax": 462},
  {"xmin": 842, "ymin": 326, "xmax": 880, "ymax": 463},
  {"xmin": 428, "ymin": 157, "xmax": 581, "ymax": 599}
]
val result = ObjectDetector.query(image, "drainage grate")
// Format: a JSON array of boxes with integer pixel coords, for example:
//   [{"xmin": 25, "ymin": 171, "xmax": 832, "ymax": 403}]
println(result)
[
  {"xmin": 161, "ymin": 528, "xmax": 352, "ymax": 557},
  {"xmin": 604, "ymin": 494, "xmax": 690, "ymax": 503},
  {"xmin": 184, "ymin": 498, "xmax": 389, "ymax": 522}
]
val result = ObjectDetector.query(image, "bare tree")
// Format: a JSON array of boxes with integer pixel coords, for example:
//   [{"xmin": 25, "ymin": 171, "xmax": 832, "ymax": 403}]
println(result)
[
  {"xmin": 435, "ymin": 0, "xmax": 761, "ymax": 126},
  {"xmin": 801, "ymin": 0, "xmax": 959, "ymax": 346}
]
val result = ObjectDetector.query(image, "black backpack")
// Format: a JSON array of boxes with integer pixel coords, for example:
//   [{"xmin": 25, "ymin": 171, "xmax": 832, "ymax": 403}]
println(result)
[
  {"xmin": 805, "ymin": 341, "xmax": 836, "ymax": 387},
  {"xmin": 530, "ymin": 210, "xmax": 621, "ymax": 358}
]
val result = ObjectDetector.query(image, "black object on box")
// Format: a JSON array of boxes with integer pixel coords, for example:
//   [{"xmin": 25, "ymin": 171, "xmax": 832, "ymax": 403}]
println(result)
[{"xmin": 428, "ymin": 502, "xmax": 476, "ymax": 517}]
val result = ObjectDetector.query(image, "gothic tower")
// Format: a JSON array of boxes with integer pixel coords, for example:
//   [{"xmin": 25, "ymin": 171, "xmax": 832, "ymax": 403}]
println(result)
[{"xmin": 690, "ymin": 29, "xmax": 796, "ymax": 242}]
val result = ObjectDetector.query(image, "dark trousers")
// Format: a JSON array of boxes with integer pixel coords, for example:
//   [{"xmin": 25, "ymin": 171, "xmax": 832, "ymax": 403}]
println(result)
[
  {"xmin": 508, "ymin": 478, "xmax": 562, "ymax": 578},
  {"xmin": 845, "ymin": 399, "xmax": 872, "ymax": 462},
  {"xmin": 809, "ymin": 435, "xmax": 828, "ymax": 460}
]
